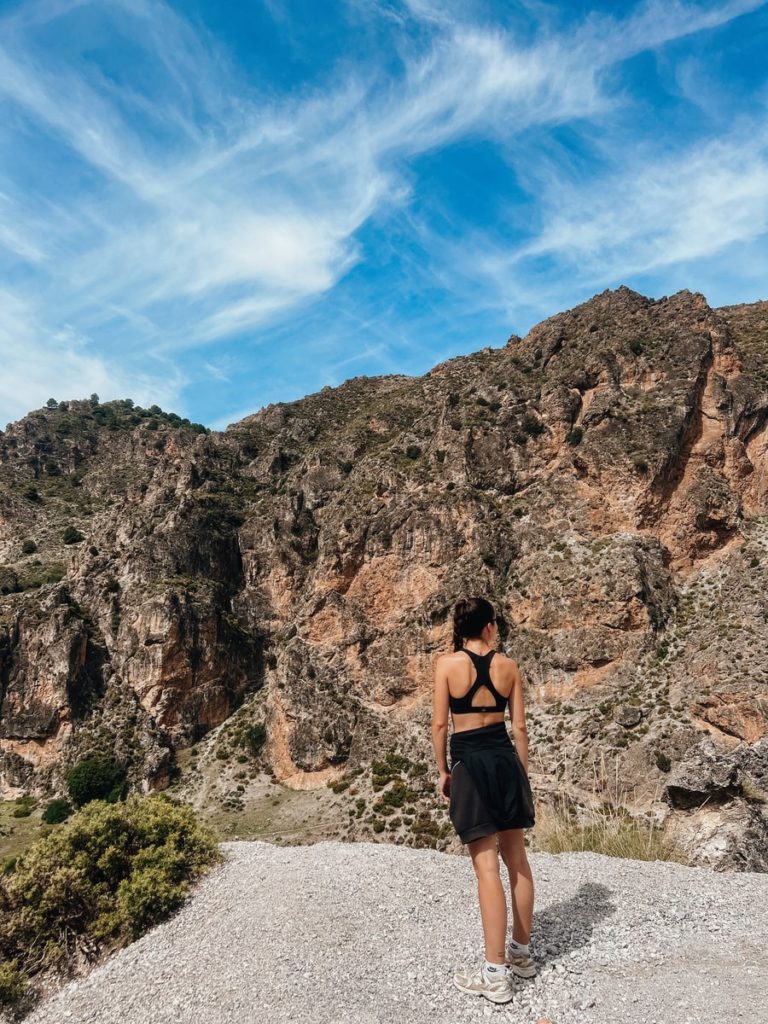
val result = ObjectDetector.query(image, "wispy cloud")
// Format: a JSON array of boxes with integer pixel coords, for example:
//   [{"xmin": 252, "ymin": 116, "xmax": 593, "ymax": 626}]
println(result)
[
  {"xmin": 0, "ymin": 290, "xmax": 186, "ymax": 425},
  {"xmin": 0, "ymin": 0, "xmax": 766, "ymax": 426}
]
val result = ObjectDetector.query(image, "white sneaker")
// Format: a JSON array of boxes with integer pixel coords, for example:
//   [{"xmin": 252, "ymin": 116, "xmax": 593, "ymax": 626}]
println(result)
[
  {"xmin": 505, "ymin": 944, "xmax": 536, "ymax": 978},
  {"xmin": 453, "ymin": 964, "xmax": 514, "ymax": 1003}
]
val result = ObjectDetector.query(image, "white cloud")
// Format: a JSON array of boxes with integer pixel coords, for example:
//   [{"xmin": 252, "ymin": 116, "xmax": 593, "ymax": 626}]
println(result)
[
  {"xmin": 0, "ymin": 290, "xmax": 186, "ymax": 428},
  {"xmin": 466, "ymin": 122, "xmax": 768, "ymax": 313},
  {"xmin": 0, "ymin": 0, "xmax": 766, "ymax": 423}
]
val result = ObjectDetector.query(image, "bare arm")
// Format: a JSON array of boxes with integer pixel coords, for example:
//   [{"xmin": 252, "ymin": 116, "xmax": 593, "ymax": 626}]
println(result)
[
  {"xmin": 432, "ymin": 655, "xmax": 450, "ymax": 799},
  {"xmin": 508, "ymin": 660, "xmax": 530, "ymax": 775}
]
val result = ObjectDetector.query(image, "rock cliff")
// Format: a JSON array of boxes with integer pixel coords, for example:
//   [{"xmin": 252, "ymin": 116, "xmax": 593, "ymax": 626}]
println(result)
[{"xmin": 1, "ymin": 287, "xmax": 767, "ymax": 869}]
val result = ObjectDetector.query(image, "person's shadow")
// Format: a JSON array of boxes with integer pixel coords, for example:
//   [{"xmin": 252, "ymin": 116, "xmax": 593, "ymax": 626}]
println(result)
[{"xmin": 527, "ymin": 882, "xmax": 616, "ymax": 966}]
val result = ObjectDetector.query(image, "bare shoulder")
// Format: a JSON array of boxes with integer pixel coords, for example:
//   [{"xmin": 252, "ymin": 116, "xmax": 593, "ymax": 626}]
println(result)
[
  {"xmin": 493, "ymin": 651, "xmax": 522, "ymax": 680},
  {"xmin": 437, "ymin": 649, "xmax": 468, "ymax": 663}
]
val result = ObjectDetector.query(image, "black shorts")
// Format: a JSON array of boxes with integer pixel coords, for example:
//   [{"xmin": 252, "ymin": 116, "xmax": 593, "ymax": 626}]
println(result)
[{"xmin": 449, "ymin": 722, "xmax": 535, "ymax": 844}]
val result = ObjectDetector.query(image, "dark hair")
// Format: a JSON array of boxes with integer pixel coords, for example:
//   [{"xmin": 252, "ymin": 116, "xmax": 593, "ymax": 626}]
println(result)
[{"xmin": 452, "ymin": 596, "xmax": 496, "ymax": 651}]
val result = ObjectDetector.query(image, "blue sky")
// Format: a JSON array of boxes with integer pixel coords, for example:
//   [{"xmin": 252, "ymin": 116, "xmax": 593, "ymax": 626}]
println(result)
[{"xmin": 1, "ymin": 0, "xmax": 767, "ymax": 430}]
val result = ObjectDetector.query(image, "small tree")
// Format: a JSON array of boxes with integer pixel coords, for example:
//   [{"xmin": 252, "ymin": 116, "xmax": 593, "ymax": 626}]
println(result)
[
  {"xmin": 45, "ymin": 398, "xmax": 58, "ymax": 409},
  {"xmin": 65, "ymin": 756, "xmax": 127, "ymax": 807},
  {"xmin": 522, "ymin": 413, "xmax": 545, "ymax": 436},
  {"xmin": 243, "ymin": 723, "xmax": 267, "ymax": 758},
  {"xmin": 41, "ymin": 798, "xmax": 74, "ymax": 824}
]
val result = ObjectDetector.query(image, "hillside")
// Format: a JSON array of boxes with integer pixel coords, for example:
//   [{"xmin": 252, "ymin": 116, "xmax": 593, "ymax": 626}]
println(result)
[
  {"xmin": 16, "ymin": 841, "xmax": 768, "ymax": 1024},
  {"xmin": 1, "ymin": 286, "xmax": 767, "ymax": 869}
]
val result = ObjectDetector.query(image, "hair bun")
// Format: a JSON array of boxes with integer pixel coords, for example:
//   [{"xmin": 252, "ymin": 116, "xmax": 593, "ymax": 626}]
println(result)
[{"xmin": 452, "ymin": 596, "xmax": 496, "ymax": 651}]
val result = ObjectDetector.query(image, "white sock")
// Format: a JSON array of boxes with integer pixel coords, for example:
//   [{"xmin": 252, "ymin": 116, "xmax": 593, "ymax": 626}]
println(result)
[
  {"xmin": 507, "ymin": 937, "xmax": 530, "ymax": 956},
  {"xmin": 483, "ymin": 959, "xmax": 508, "ymax": 982}
]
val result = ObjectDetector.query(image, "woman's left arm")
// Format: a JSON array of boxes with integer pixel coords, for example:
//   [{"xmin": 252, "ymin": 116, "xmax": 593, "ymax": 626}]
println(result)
[{"xmin": 432, "ymin": 655, "xmax": 451, "ymax": 801}]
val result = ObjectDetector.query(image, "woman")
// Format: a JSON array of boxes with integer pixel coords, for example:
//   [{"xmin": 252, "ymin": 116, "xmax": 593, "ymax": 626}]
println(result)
[{"xmin": 432, "ymin": 596, "xmax": 536, "ymax": 1005}]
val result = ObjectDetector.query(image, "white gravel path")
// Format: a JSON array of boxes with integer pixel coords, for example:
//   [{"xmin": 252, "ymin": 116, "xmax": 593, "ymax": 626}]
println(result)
[{"xmin": 20, "ymin": 841, "xmax": 768, "ymax": 1024}]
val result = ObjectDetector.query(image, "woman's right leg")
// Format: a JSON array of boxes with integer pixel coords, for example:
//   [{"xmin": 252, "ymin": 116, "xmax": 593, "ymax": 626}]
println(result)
[
  {"xmin": 468, "ymin": 834, "xmax": 507, "ymax": 963},
  {"xmin": 498, "ymin": 829, "xmax": 534, "ymax": 945}
]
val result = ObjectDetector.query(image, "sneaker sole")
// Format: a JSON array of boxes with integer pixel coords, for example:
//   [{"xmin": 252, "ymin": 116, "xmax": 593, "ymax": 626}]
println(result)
[
  {"xmin": 452, "ymin": 977, "xmax": 514, "ymax": 1004},
  {"xmin": 508, "ymin": 963, "xmax": 537, "ymax": 979}
]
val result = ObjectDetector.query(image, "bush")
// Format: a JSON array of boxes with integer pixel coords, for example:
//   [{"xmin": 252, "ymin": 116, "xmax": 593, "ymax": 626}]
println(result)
[
  {"xmin": 42, "ymin": 798, "xmax": 74, "ymax": 824},
  {"xmin": 23, "ymin": 486, "xmax": 41, "ymax": 503},
  {"xmin": 21, "ymin": 539, "xmax": 37, "ymax": 555},
  {"xmin": 566, "ymin": 426, "xmax": 583, "ymax": 446},
  {"xmin": 521, "ymin": 413, "xmax": 544, "ymax": 436},
  {"xmin": 0, "ymin": 795, "xmax": 222, "ymax": 1006},
  {"xmin": 65, "ymin": 756, "xmax": 127, "ymax": 807},
  {"xmin": 0, "ymin": 961, "xmax": 27, "ymax": 1005},
  {"xmin": 62, "ymin": 525, "xmax": 84, "ymax": 545},
  {"xmin": 17, "ymin": 561, "xmax": 65, "ymax": 590},
  {"xmin": 654, "ymin": 751, "xmax": 672, "ymax": 773},
  {"xmin": 0, "ymin": 567, "xmax": 19, "ymax": 595},
  {"xmin": 243, "ymin": 723, "xmax": 267, "ymax": 758}
]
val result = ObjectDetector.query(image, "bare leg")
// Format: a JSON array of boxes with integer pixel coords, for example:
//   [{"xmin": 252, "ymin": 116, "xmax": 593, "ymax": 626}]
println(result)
[
  {"xmin": 468, "ymin": 834, "xmax": 506, "ymax": 963},
  {"xmin": 498, "ymin": 829, "xmax": 534, "ymax": 945}
]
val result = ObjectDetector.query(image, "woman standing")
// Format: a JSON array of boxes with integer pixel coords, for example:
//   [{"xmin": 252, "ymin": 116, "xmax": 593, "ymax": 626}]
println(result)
[{"xmin": 432, "ymin": 596, "xmax": 536, "ymax": 1004}]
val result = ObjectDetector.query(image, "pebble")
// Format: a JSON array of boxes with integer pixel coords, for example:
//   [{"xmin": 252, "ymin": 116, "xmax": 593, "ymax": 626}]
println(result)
[{"xmin": 15, "ymin": 842, "xmax": 768, "ymax": 1024}]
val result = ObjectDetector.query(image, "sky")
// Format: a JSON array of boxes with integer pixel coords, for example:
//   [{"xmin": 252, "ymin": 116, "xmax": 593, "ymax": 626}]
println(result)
[{"xmin": 1, "ymin": 0, "xmax": 767, "ymax": 430}]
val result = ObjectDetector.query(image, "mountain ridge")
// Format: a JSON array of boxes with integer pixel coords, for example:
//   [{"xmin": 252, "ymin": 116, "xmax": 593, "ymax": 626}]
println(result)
[{"xmin": 1, "ymin": 285, "xmax": 767, "ymax": 870}]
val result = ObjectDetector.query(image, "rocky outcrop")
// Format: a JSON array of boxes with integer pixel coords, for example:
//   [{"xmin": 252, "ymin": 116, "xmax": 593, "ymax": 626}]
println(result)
[{"xmin": 2, "ymin": 288, "xmax": 768, "ymax": 870}]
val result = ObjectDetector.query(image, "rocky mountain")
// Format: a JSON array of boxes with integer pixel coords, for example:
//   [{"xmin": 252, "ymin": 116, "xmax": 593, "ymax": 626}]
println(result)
[{"xmin": 1, "ymin": 286, "xmax": 767, "ymax": 869}]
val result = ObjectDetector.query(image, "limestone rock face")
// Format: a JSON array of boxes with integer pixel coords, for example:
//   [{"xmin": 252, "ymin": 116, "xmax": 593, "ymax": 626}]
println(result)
[{"xmin": 2, "ymin": 289, "xmax": 768, "ymax": 870}]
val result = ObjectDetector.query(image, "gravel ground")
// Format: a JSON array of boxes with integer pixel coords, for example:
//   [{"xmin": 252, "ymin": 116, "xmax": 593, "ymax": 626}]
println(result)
[{"xmin": 20, "ymin": 840, "xmax": 768, "ymax": 1024}]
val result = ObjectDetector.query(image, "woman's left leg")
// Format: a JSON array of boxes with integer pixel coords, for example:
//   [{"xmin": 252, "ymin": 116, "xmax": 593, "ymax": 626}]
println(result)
[{"xmin": 468, "ymin": 833, "xmax": 506, "ymax": 963}]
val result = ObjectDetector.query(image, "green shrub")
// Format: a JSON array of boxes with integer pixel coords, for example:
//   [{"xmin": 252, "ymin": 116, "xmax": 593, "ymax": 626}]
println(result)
[
  {"xmin": 654, "ymin": 751, "xmax": 672, "ymax": 773},
  {"xmin": 65, "ymin": 756, "xmax": 127, "ymax": 807},
  {"xmin": 17, "ymin": 561, "xmax": 65, "ymax": 591},
  {"xmin": 243, "ymin": 723, "xmax": 267, "ymax": 758},
  {"xmin": 0, "ymin": 960, "xmax": 27, "ymax": 1005},
  {"xmin": 21, "ymin": 539, "xmax": 37, "ymax": 555},
  {"xmin": 62, "ymin": 525, "xmax": 84, "ymax": 545},
  {"xmin": 42, "ymin": 798, "xmax": 74, "ymax": 824},
  {"xmin": 0, "ymin": 567, "xmax": 18, "ymax": 595},
  {"xmin": 0, "ymin": 795, "xmax": 222, "ymax": 1005},
  {"xmin": 23, "ymin": 485, "xmax": 41, "ymax": 503},
  {"xmin": 521, "ymin": 413, "xmax": 544, "ymax": 436},
  {"xmin": 566, "ymin": 426, "xmax": 583, "ymax": 445}
]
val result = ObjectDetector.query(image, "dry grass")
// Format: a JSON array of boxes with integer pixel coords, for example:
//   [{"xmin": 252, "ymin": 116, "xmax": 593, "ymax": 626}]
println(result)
[
  {"xmin": 739, "ymin": 778, "xmax": 768, "ymax": 804},
  {"xmin": 528, "ymin": 749, "xmax": 695, "ymax": 865}
]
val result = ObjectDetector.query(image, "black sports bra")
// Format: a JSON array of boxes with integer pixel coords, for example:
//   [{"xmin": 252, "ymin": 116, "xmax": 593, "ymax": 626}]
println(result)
[{"xmin": 449, "ymin": 649, "xmax": 508, "ymax": 715}]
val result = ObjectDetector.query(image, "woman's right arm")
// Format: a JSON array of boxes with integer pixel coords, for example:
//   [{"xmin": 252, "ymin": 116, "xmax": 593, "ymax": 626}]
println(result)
[
  {"xmin": 508, "ymin": 660, "xmax": 530, "ymax": 776},
  {"xmin": 432, "ymin": 655, "xmax": 451, "ymax": 801}
]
